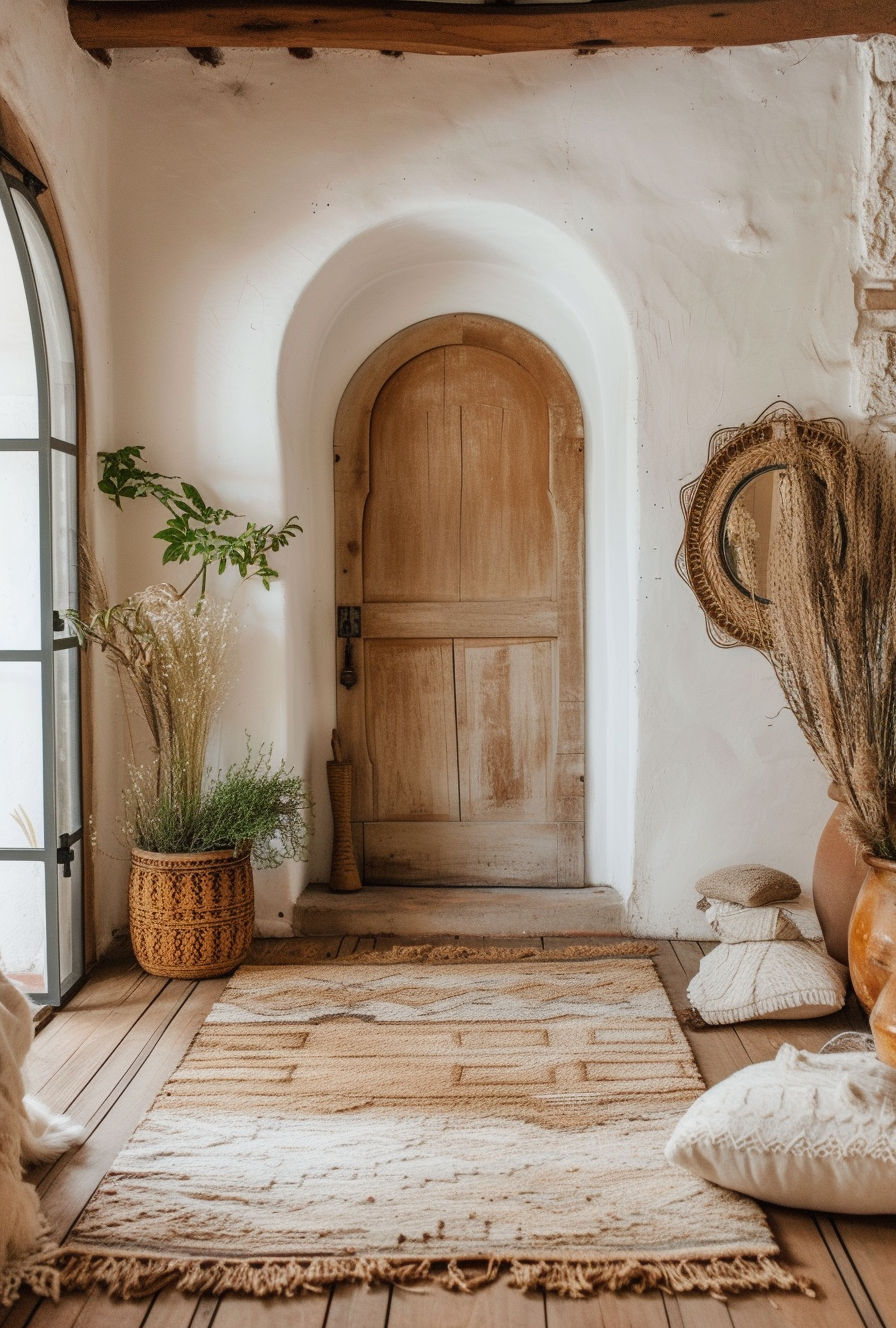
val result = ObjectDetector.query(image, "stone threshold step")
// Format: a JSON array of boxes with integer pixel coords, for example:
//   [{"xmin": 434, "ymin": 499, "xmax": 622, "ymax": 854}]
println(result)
[{"xmin": 293, "ymin": 883, "xmax": 626, "ymax": 938}]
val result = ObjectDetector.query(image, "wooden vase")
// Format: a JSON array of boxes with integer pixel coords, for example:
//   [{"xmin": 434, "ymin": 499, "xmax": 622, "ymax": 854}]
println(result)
[
  {"xmin": 848, "ymin": 854, "xmax": 896, "ymax": 1014},
  {"xmin": 129, "ymin": 846, "xmax": 255, "ymax": 979},
  {"xmin": 327, "ymin": 761, "xmax": 362, "ymax": 893},
  {"xmin": 812, "ymin": 783, "xmax": 867, "ymax": 965}
]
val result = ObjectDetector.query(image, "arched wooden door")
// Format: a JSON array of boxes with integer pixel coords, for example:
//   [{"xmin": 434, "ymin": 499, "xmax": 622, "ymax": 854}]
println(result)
[{"xmin": 334, "ymin": 314, "xmax": 584, "ymax": 886}]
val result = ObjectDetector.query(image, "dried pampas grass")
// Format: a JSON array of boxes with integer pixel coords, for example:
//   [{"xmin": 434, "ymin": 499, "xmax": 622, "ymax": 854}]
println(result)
[
  {"xmin": 74, "ymin": 546, "xmax": 237, "ymax": 807},
  {"xmin": 766, "ymin": 419, "xmax": 896, "ymax": 859}
]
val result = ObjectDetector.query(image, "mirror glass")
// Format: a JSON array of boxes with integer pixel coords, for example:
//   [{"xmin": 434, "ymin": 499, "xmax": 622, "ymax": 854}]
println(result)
[{"xmin": 722, "ymin": 467, "xmax": 784, "ymax": 602}]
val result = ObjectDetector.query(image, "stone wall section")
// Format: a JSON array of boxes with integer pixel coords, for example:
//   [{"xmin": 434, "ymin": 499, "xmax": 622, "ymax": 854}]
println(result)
[{"xmin": 858, "ymin": 37, "xmax": 896, "ymax": 424}]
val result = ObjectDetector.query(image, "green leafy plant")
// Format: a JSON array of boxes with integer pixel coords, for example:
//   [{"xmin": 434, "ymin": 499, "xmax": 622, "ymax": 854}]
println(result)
[
  {"xmin": 126, "ymin": 746, "xmax": 313, "ymax": 867},
  {"xmin": 97, "ymin": 445, "xmax": 302, "ymax": 594},
  {"xmin": 70, "ymin": 449, "xmax": 312, "ymax": 864}
]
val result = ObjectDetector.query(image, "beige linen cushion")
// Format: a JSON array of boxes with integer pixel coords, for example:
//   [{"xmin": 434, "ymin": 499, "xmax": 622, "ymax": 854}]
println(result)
[
  {"xmin": 697, "ymin": 864, "xmax": 801, "ymax": 907},
  {"xmin": 704, "ymin": 900, "xmax": 804, "ymax": 944},
  {"xmin": 686, "ymin": 940, "xmax": 846, "ymax": 1024},
  {"xmin": 665, "ymin": 1045, "xmax": 896, "ymax": 1214}
]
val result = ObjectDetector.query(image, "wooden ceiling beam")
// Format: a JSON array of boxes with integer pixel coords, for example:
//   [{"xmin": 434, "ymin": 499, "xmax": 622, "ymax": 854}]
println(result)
[{"xmin": 68, "ymin": 1, "xmax": 896, "ymax": 58}]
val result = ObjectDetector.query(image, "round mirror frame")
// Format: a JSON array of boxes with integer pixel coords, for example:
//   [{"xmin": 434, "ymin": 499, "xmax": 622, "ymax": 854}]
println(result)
[{"xmin": 676, "ymin": 402, "xmax": 850, "ymax": 651}]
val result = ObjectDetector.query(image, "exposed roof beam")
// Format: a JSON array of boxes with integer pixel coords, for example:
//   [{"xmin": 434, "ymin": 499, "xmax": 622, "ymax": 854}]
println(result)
[{"xmin": 68, "ymin": 1, "xmax": 896, "ymax": 58}]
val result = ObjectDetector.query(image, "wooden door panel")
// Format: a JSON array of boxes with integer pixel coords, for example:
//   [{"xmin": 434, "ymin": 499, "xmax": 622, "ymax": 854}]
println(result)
[
  {"xmin": 558, "ymin": 700, "xmax": 585, "ymax": 755},
  {"xmin": 454, "ymin": 638, "xmax": 555, "ymax": 823},
  {"xmin": 556, "ymin": 751, "xmax": 586, "ymax": 813},
  {"xmin": 558, "ymin": 823, "xmax": 585, "ymax": 888},
  {"xmin": 364, "ymin": 822, "xmax": 559, "ymax": 886},
  {"xmin": 449, "ymin": 346, "xmax": 557, "ymax": 603},
  {"xmin": 336, "ymin": 314, "xmax": 585, "ymax": 888},
  {"xmin": 363, "ymin": 349, "xmax": 460, "ymax": 604},
  {"xmin": 364, "ymin": 639, "xmax": 460, "ymax": 822},
  {"xmin": 363, "ymin": 599, "xmax": 558, "ymax": 639}
]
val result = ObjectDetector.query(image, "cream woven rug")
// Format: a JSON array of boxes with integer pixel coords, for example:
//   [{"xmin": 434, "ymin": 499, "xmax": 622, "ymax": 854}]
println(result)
[{"xmin": 54, "ymin": 945, "xmax": 805, "ymax": 1299}]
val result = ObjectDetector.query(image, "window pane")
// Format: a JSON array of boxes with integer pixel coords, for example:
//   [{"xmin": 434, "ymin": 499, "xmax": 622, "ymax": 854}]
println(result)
[
  {"xmin": 0, "ymin": 192, "xmax": 39, "ymax": 438},
  {"xmin": 52, "ymin": 448, "xmax": 78, "ymax": 635},
  {"xmin": 0, "ymin": 860, "xmax": 47, "ymax": 993},
  {"xmin": 0, "ymin": 451, "xmax": 41, "ymax": 649},
  {"xmin": 53, "ymin": 646, "xmax": 81, "ymax": 838},
  {"xmin": 58, "ymin": 838, "xmax": 80, "ymax": 989},
  {"xmin": 12, "ymin": 192, "xmax": 76, "ymax": 445},
  {"xmin": 0, "ymin": 661, "xmax": 45, "ymax": 848}
]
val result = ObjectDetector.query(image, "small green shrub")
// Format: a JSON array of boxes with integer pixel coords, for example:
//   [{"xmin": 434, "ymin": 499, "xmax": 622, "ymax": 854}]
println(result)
[{"xmin": 127, "ymin": 746, "xmax": 313, "ymax": 869}]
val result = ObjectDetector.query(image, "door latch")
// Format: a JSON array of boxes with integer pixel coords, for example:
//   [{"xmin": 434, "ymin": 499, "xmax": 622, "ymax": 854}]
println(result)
[
  {"xmin": 337, "ymin": 606, "xmax": 361, "ymax": 639},
  {"xmin": 337, "ymin": 606, "xmax": 361, "ymax": 689},
  {"xmin": 57, "ymin": 832, "xmax": 75, "ymax": 878}
]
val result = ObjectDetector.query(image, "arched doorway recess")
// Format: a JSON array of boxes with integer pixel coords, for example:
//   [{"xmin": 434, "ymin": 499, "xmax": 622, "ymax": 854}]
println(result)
[{"xmin": 334, "ymin": 313, "xmax": 584, "ymax": 888}]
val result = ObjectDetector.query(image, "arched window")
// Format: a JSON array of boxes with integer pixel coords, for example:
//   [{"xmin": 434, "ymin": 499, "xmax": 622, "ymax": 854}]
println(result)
[{"xmin": 0, "ymin": 151, "xmax": 82, "ymax": 1006}]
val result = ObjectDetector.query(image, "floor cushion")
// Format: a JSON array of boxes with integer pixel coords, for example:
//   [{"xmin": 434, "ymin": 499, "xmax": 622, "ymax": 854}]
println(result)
[
  {"xmin": 687, "ymin": 939, "xmax": 847, "ymax": 1024},
  {"xmin": 666, "ymin": 1044, "xmax": 896, "ymax": 1214},
  {"xmin": 704, "ymin": 899, "xmax": 804, "ymax": 943},
  {"xmin": 697, "ymin": 865, "xmax": 801, "ymax": 907}
]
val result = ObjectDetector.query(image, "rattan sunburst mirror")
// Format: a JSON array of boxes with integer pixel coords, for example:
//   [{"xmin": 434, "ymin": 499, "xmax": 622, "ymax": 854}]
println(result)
[{"xmin": 676, "ymin": 402, "xmax": 850, "ymax": 650}]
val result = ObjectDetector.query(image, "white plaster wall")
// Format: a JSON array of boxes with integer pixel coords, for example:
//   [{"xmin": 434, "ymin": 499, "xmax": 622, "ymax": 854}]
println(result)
[
  {"xmin": 94, "ymin": 38, "xmax": 863, "ymax": 943},
  {"xmin": 0, "ymin": 1, "xmax": 113, "ymax": 946}
]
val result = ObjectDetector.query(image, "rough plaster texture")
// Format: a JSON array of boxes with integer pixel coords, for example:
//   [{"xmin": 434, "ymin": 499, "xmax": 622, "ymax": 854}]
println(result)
[{"xmin": 1, "ymin": 16, "xmax": 868, "ymax": 945}]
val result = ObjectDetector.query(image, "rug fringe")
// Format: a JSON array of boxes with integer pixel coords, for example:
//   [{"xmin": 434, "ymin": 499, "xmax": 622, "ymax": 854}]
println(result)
[
  {"xmin": 675, "ymin": 1005, "xmax": 709, "ymax": 1029},
  {"xmin": 49, "ymin": 1250, "xmax": 811, "ymax": 1301},
  {"xmin": 0, "ymin": 1226, "xmax": 64, "ymax": 1308},
  {"xmin": 318, "ymin": 942, "xmax": 658, "ymax": 964}
]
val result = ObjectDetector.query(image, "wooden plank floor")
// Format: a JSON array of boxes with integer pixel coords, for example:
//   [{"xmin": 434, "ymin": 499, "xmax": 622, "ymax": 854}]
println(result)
[{"xmin": 7, "ymin": 934, "xmax": 895, "ymax": 1328}]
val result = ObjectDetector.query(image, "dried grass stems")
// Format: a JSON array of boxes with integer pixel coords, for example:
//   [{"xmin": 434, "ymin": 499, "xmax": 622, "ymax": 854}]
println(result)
[
  {"xmin": 75, "ymin": 547, "xmax": 236, "ymax": 810},
  {"xmin": 766, "ymin": 422, "xmax": 896, "ymax": 859},
  {"xmin": 74, "ymin": 546, "xmax": 312, "ymax": 864}
]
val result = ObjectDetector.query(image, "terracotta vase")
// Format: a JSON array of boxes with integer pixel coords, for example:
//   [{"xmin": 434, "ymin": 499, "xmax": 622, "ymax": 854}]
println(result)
[
  {"xmin": 870, "ymin": 973, "xmax": 896, "ymax": 1069},
  {"xmin": 129, "ymin": 846, "xmax": 255, "ymax": 979},
  {"xmin": 812, "ymin": 783, "xmax": 867, "ymax": 964},
  {"xmin": 327, "ymin": 760, "xmax": 362, "ymax": 893},
  {"xmin": 848, "ymin": 854, "xmax": 896, "ymax": 1015}
]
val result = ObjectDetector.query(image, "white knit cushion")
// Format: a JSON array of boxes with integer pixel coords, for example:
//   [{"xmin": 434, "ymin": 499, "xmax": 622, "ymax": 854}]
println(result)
[
  {"xmin": 704, "ymin": 900, "xmax": 804, "ymax": 944},
  {"xmin": 666, "ymin": 1045, "xmax": 896, "ymax": 1214},
  {"xmin": 687, "ymin": 940, "xmax": 846, "ymax": 1024}
]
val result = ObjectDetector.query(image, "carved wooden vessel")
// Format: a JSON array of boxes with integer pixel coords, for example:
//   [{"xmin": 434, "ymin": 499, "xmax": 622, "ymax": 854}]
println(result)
[{"xmin": 327, "ymin": 761, "xmax": 362, "ymax": 892}]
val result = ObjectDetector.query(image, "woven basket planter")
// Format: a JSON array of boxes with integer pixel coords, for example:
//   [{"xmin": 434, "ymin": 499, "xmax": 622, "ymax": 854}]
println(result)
[{"xmin": 129, "ymin": 846, "xmax": 255, "ymax": 979}]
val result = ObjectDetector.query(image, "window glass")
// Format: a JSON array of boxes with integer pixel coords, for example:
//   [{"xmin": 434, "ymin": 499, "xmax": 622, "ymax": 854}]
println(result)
[
  {"xmin": 52, "ymin": 448, "xmax": 78, "ymax": 634},
  {"xmin": 13, "ymin": 191, "xmax": 76, "ymax": 444},
  {"xmin": 0, "ymin": 196, "xmax": 39, "ymax": 437},
  {"xmin": 0, "ymin": 661, "xmax": 45, "ymax": 849},
  {"xmin": 0, "ymin": 451, "xmax": 41, "ymax": 649},
  {"xmin": 0, "ymin": 861, "xmax": 47, "ymax": 992},
  {"xmin": 0, "ymin": 166, "xmax": 82, "ymax": 1004}
]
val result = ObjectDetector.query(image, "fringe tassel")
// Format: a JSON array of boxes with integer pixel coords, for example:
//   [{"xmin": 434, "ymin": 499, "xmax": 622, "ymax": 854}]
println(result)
[
  {"xmin": 0, "ymin": 1227, "xmax": 64, "ymax": 1308},
  {"xmin": 675, "ymin": 1006, "xmax": 709, "ymax": 1029},
  {"xmin": 48, "ymin": 1249, "xmax": 812, "ymax": 1302},
  {"xmin": 305, "ymin": 942, "xmax": 658, "ymax": 965},
  {"xmin": 508, "ymin": 1254, "xmax": 815, "ymax": 1300}
]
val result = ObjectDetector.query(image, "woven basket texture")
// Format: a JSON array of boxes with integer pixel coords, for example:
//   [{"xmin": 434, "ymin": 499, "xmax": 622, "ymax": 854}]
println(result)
[{"xmin": 129, "ymin": 847, "xmax": 254, "ymax": 979}]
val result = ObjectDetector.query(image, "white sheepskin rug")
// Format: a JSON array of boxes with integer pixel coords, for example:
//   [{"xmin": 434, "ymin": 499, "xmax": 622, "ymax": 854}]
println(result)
[{"xmin": 0, "ymin": 971, "xmax": 84, "ymax": 1302}]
